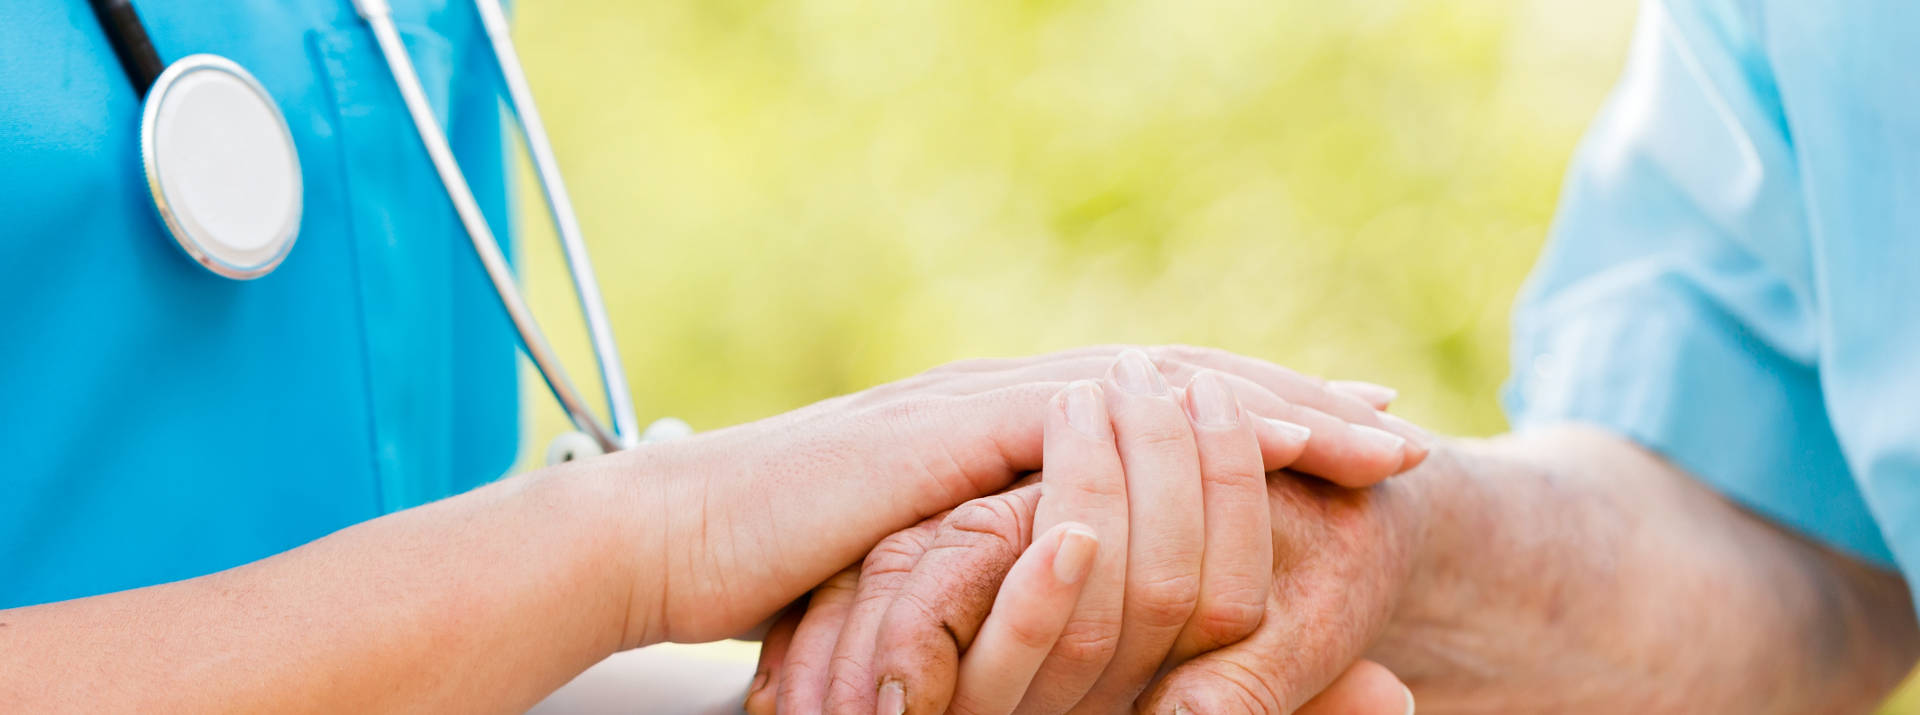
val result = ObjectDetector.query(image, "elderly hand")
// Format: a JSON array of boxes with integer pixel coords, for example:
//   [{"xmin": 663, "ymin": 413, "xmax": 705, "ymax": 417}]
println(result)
[{"xmin": 749, "ymin": 350, "xmax": 1427, "ymax": 713}]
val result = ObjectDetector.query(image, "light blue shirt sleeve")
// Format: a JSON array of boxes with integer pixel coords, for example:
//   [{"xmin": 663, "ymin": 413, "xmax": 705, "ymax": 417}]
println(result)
[{"xmin": 1505, "ymin": 0, "xmax": 1908, "ymax": 569}]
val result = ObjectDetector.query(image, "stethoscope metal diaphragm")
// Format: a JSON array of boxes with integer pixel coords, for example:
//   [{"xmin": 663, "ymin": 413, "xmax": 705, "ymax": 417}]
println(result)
[{"xmin": 140, "ymin": 54, "xmax": 302, "ymax": 280}]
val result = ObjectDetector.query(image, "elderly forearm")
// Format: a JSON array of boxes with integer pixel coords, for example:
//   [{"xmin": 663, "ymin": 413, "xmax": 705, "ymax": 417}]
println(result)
[
  {"xmin": 0, "ymin": 459, "xmax": 649, "ymax": 713},
  {"xmin": 1382, "ymin": 426, "xmax": 1919, "ymax": 714}
]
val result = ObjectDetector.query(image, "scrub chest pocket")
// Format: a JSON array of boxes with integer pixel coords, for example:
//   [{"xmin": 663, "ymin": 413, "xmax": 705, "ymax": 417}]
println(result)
[{"xmin": 310, "ymin": 21, "xmax": 519, "ymax": 513}]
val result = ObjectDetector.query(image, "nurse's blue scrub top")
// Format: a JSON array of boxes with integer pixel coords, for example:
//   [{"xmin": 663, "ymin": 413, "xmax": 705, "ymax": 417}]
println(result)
[
  {"xmin": 0, "ymin": 1, "xmax": 519, "ymax": 608},
  {"xmin": 1507, "ymin": 0, "xmax": 1920, "ymax": 609}
]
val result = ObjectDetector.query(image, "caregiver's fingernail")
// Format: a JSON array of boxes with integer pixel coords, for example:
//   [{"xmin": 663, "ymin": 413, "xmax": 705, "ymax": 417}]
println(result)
[
  {"xmin": 1262, "ymin": 417, "xmax": 1313, "ymax": 444},
  {"xmin": 1064, "ymin": 381, "xmax": 1108, "ymax": 439},
  {"xmin": 877, "ymin": 679, "xmax": 907, "ymax": 715},
  {"xmin": 1377, "ymin": 412, "xmax": 1433, "ymax": 449},
  {"xmin": 1111, "ymin": 349, "xmax": 1168, "ymax": 395},
  {"xmin": 1331, "ymin": 379, "xmax": 1398, "ymax": 408},
  {"xmin": 1185, "ymin": 371, "xmax": 1239, "ymax": 427},
  {"xmin": 1352, "ymin": 424, "xmax": 1408, "ymax": 455},
  {"xmin": 1404, "ymin": 683, "xmax": 1417, "ymax": 715},
  {"xmin": 1053, "ymin": 525, "xmax": 1099, "ymax": 585}
]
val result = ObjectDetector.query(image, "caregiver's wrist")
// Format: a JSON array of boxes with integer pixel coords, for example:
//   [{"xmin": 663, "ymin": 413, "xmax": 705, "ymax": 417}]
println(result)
[{"xmin": 533, "ymin": 444, "xmax": 680, "ymax": 652}]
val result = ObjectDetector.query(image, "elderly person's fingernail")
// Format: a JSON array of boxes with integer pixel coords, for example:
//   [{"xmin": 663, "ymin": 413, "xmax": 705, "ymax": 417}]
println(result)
[
  {"xmin": 877, "ymin": 679, "xmax": 907, "ymax": 715},
  {"xmin": 1111, "ymin": 348, "xmax": 1168, "ymax": 395},
  {"xmin": 1331, "ymin": 379, "xmax": 1398, "ymax": 407}
]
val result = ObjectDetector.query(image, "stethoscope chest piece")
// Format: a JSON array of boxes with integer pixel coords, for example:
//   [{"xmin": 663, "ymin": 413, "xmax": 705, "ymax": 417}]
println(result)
[{"xmin": 142, "ymin": 54, "xmax": 302, "ymax": 280}]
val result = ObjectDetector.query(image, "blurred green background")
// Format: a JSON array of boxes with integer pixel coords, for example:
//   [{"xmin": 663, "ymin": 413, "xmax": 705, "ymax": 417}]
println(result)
[{"xmin": 508, "ymin": 0, "xmax": 1919, "ymax": 708}]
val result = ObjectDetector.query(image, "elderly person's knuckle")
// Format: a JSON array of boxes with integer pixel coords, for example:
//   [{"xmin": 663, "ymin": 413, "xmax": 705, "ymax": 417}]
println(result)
[
  {"xmin": 938, "ymin": 497, "xmax": 1024, "ymax": 554},
  {"xmin": 773, "ymin": 664, "xmax": 823, "ymax": 713},
  {"xmin": 1219, "ymin": 657, "xmax": 1290, "ymax": 713},
  {"xmin": 1131, "ymin": 569, "xmax": 1203, "ymax": 628},
  {"xmin": 1166, "ymin": 659, "xmax": 1285, "ymax": 715},
  {"xmin": 1188, "ymin": 590, "xmax": 1267, "ymax": 648},
  {"xmin": 823, "ymin": 660, "xmax": 876, "ymax": 708},
  {"xmin": 878, "ymin": 592, "xmax": 959, "ymax": 659},
  {"xmin": 864, "ymin": 532, "xmax": 930, "ymax": 577}
]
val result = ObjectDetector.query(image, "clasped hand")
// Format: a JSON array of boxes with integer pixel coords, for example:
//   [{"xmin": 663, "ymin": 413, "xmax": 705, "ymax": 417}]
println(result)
[{"xmin": 741, "ymin": 348, "xmax": 1430, "ymax": 714}]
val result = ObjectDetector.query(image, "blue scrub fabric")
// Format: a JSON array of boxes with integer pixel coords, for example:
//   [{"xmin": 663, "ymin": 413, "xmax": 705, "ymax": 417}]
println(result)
[
  {"xmin": 1507, "ymin": 0, "xmax": 1920, "ymax": 607},
  {"xmin": 0, "ymin": 0, "xmax": 520, "ymax": 608}
]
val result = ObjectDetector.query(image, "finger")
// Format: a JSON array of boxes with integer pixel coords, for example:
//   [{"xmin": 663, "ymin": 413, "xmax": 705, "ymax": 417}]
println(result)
[
  {"xmin": 1137, "ymin": 590, "xmax": 1291, "ymax": 713},
  {"xmin": 825, "ymin": 474, "xmax": 1046, "ymax": 713},
  {"xmin": 821, "ymin": 518, "xmax": 943, "ymax": 713},
  {"xmin": 1250, "ymin": 410, "xmax": 1313, "ymax": 469},
  {"xmin": 870, "ymin": 486, "xmax": 1043, "ymax": 714},
  {"xmin": 1294, "ymin": 661, "xmax": 1416, "ymax": 715},
  {"xmin": 746, "ymin": 606, "xmax": 803, "ymax": 715},
  {"xmin": 1169, "ymin": 371, "xmax": 1273, "ymax": 663},
  {"xmin": 863, "ymin": 355, "xmax": 1410, "ymax": 486},
  {"xmin": 1205, "ymin": 369, "xmax": 1407, "ymax": 488},
  {"xmin": 1138, "ymin": 585, "xmax": 1374, "ymax": 715},
  {"xmin": 1018, "ymin": 380, "xmax": 1129, "ymax": 712},
  {"xmin": 1149, "ymin": 346, "xmax": 1431, "ymax": 468},
  {"xmin": 935, "ymin": 343, "xmax": 1424, "ymax": 460},
  {"xmin": 1148, "ymin": 346, "xmax": 1387, "ymax": 429},
  {"xmin": 949, "ymin": 522, "xmax": 1102, "ymax": 715},
  {"xmin": 775, "ymin": 568, "xmax": 860, "ymax": 712},
  {"xmin": 1074, "ymin": 348, "xmax": 1208, "ymax": 710},
  {"xmin": 1328, "ymin": 380, "xmax": 1397, "ymax": 411}
]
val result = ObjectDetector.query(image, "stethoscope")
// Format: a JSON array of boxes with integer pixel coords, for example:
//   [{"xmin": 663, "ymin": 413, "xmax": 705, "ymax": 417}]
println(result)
[{"xmin": 87, "ymin": 0, "xmax": 689, "ymax": 463}]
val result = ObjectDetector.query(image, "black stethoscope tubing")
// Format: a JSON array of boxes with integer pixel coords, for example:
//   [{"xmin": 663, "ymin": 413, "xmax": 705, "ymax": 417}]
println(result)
[{"xmin": 87, "ymin": 0, "xmax": 165, "ymax": 97}]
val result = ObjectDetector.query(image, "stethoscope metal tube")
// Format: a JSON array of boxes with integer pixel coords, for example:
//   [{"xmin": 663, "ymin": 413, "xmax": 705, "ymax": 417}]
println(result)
[
  {"xmin": 352, "ymin": 0, "xmax": 631, "ymax": 452},
  {"xmin": 470, "ymin": 0, "xmax": 641, "ymax": 451}
]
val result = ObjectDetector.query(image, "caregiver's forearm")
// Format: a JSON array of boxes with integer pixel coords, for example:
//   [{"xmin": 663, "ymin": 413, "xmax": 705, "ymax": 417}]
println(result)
[
  {"xmin": 0, "ymin": 458, "xmax": 650, "ymax": 713},
  {"xmin": 1384, "ymin": 426, "xmax": 1919, "ymax": 714}
]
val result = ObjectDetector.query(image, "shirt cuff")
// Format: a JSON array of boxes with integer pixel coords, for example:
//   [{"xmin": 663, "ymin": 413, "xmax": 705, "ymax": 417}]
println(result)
[{"xmin": 1503, "ymin": 281, "xmax": 1894, "ymax": 567}]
